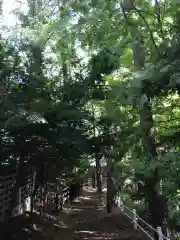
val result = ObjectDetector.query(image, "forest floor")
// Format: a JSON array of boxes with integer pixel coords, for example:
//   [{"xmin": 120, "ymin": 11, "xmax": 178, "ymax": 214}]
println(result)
[{"xmin": 7, "ymin": 187, "xmax": 149, "ymax": 240}]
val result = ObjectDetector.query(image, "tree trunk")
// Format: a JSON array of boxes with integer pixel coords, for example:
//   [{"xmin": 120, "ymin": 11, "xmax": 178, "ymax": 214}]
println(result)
[
  {"xmin": 128, "ymin": 13, "xmax": 168, "ymax": 237},
  {"xmin": 92, "ymin": 169, "xmax": 96, "ymax": 188},
  {"xmin": 39, "ymin": 163, "xmax": 48, "ymax": 219},
  {"xmin": 139, "ymin": 96, "xmax": 167, "ymax": 230},
  {"xmin": 107, "ymin": 172, "xmax": 113, "ymax": 213},
  {"xmin": 95, "ymin": 153, "xmax": 102, "ymax": 193},
  {"xmin": 106, "ymin": 157, "xmax": 114, "ymax": 214},
  {"xmin": 42, "ymin": 163, "xmax": 48, "ymax": 215},
  {"xmin": 92, "ymin": 103, "xmax": 102, "ymax": 193}
]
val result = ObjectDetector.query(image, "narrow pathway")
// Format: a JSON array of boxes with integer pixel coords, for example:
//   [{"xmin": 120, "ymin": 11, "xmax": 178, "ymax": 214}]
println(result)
[
  {"xmin": 8, "ymin": 187, "xmax": 149, "ymax": 240},
  {"xmin": 70, "ymin": 187, "xmax": 148, "ymax": 240},
  {"xmin": 50, "ymin": 187, "xmax": 106, "ymax": 240}
]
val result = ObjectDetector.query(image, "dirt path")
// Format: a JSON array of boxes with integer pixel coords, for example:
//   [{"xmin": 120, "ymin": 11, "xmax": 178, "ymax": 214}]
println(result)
[
  {"xmin": 7, "ymin": 187, "xmax": 149, "ymax": 240},
  {"xmin": 46, "ymin": 187, "xmax": 106, "ymax": 240},
  {"xmin": 48, "ymin": 187, "xmax": 149, "ymax": 240},
  {"xmin": 71, "ymin": 187, "xmax": 148, "ymax": 240}
]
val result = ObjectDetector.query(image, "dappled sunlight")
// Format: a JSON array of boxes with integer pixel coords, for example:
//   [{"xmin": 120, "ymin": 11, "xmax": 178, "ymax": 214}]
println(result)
[
  {"xmin": 2, "ymin": 189, "xmax": 148, "ymax": 239},
  {"xmin": 102, "ymin": 187, "xmax": 107, "ymax": 192},
  {"xmin": 1, "ymin": 0, "xmax": 178, "ymax": 238},
  {"xmin": 80, "ymin": 196, "xmax": 91, "ymax": 200},
  {"xmin": 31, "ymin": 223, "xmax": 42, "ymax": 232},
  {"xmin": 82, "ymin": 236, "xmax": 119, "ymax": 239},
  {"xmin": 83, "ymin": 186, "xmax": 97, "ymax": 192},
  {"xmin": 70, "ymin": 208, "xmax": 83, "ymax": 217},
  {"xmin": 73, "ymin": 197, "xmax": 83, "ymax": 203},
  {"xmin": 82, "ymin": 186, "xmax": 107, "ymax": 193},
  {"xmin": 75, "ymin": 229, "xmax": 119, "ymax": 239},
  {"xmin": 43, "ymin": 213, "xmax": 57, "ymax": 221},
  {"xmin": 53, "ymin": 222, "xmax": 69, "ymax": 228},
  {"xmin": 63, "ymin": 207, "xmax": 73, "ymax": 213},
  {"xmin": 71, "ymin": 208, "xmax": 82, "ymax": 212},
  {"xmin": 73, "ymin": 206, "xmax": 103, "ymax": 209}
]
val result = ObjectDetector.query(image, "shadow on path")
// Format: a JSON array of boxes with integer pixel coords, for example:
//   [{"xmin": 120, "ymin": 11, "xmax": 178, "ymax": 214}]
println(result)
[
  {"xmin": 1, "ymin": 187, "xmax": 149, "ymax": 240},
  {"xmin": 72, "ymin": 187, "xmax": 148, "ymax": 240}
]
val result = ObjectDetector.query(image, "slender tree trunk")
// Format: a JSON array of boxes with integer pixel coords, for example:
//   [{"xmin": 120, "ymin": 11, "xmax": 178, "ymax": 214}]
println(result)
[
  {"xmin": 106, "ymin": 171, "xmax": 112, "ymax": 213},
  {"xmin": 39, "ymin": 163, "xmax": 48, "ymax": 219},
  {"xmin": 43, "ymin": 163, "xmax": 48, "ymax": 213},
  {"xmin": 106, "ymin": 158, "xmax": 114, "ymax": 213},
  {"xmin": 92, "ymin": 104, "xmax": 102, "ymax": 193},
  {"xmin": 54, "ymin": 184, "xmax": 59, "ymax": 216},
  {"xmin": 92, "ymin": 169, "xmax": 96, "ymax": 188},
  {"xmin": 40, "ymin": 187, "xmax": 44, "ymax": 219},
  {"xmin": 95, "ymin": 153, "xmax": 102, "ymax": 193},
  {"xmin": 62, "ymin": 61, "xmax": 68, "ymax": 82}
]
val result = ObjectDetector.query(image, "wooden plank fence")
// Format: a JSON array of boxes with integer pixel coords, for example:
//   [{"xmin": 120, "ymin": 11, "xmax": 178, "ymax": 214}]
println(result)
[{"xmin": 0, "ymin": 171, "xmax": 35, "ymax": 222}]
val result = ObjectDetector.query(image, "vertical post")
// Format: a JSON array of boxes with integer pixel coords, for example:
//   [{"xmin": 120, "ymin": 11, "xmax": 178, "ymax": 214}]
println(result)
[
  {"xmin": 157, "ymin": 226, "xmax": 163, "ymax": 240},
  {"xmin": 121, "ymin": 199, "xmax": 124, "ymax": 212},
  {"xmin": 60, "ymin": 193, "xmax": 63, "ymax": 211},
  {"xmin": 25, "ymin": 196, "xmax": 31, "ymax": 211},
  {"xmin": 18, "ymin": 187, "xmax": 22, "ymax": 214},
  {"xmin": 133, "ymin": 209, "xmax": 137, "ymax": 230},
  {"xmin": 117, "ymin": 196, "xmax": 121, "ymax": 207},
  {"xmin": 32, "ymin": 171, "xmax": 36, "ymax": 192},
  {"xmin": 88, "ymin": 178, "xmax": 91, "ymax": 187},
  {"xmin": 166, "ymin": 228, "xmax": 170, "ymax": 240}
]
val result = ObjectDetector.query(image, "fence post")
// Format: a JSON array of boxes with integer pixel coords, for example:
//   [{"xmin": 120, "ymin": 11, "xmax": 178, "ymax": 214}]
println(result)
[
  {"xmin": 32, "ymin": 171, "xmax": 36, "ymax": 192},
  {"xmin": 133, "ymin": 209, "xmax": 137, "ymax": 230},
  {"xmin": 157, "ymin": 226, "xmax": 163, "ymax": 240},
  {"xmin": 88, "ymin": 178, "xmax": 91, "ymax": 187},
  {"xmin": 120, "ymin": 199, "xmax": 124, "ymax": 212},
  {"xmin": 117, "ymin": 196, "xmax": 121, "ymax": 207},
  {"xmin": 166, "ymin": 228, "xmax": 170, "ymax": 240},
  {"xmin": 18, "ymin": 187, "xmax": 22, "ymax": 214}
]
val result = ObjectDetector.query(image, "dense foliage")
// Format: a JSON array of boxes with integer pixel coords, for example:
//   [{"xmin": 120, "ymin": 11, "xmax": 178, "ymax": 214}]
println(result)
[{"xmin": 1, "ymin": 0, "xmax": 180, "ymax": 237}]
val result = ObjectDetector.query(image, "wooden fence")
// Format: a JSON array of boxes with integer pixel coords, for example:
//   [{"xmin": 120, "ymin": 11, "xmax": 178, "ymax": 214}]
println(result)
[{"xmin": 0, "ymin": 171, "xmax": 35, "ymax": 222}]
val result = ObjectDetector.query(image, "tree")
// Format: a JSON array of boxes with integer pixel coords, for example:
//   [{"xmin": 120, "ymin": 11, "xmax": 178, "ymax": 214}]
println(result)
[{"xmin": 2, "ymin": 0, "xmax": 180, "ymax": 237}]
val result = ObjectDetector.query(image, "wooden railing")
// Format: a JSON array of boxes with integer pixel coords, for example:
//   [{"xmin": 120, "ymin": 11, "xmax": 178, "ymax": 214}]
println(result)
[
  {"xmin": 86, "ymin": 178, "xmax": 173, "ymax": 240},
  {"xmin": 116, "ymin": 196, "xmax": 171, "ymax": 240}
]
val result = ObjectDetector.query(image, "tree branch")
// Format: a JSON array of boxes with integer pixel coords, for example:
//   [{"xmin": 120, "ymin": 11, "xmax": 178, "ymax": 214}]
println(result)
[
  {"xmin": 154, "ymin": 0, "xmax": 164, "ymax": 39},
  {"xmin": 131, "ymin": 3, "xmax": 161, "ymax": 57}
]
